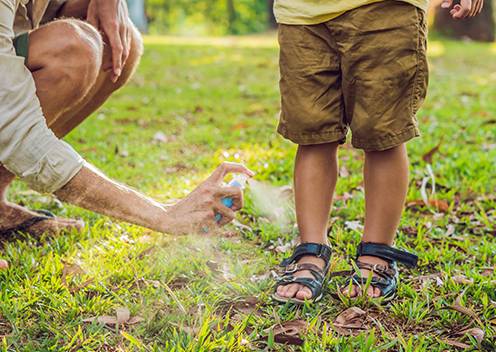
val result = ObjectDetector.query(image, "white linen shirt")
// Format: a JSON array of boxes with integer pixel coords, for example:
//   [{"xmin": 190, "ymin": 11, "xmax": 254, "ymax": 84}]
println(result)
[{"xmin": 1, "ymin": 0, "xmax": 84, "ymax": 193}]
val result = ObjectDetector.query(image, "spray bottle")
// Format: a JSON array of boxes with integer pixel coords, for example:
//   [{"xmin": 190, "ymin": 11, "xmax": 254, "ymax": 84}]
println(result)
[{"xmin": 216, "ymin": 173, "xmax": 250, "ymax": 222}]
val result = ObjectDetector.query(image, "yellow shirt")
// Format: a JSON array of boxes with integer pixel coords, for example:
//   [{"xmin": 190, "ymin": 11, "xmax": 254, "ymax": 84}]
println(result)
[{"xmin": 274, "ymin": 0, "xmax": 429, "ymax": 25}]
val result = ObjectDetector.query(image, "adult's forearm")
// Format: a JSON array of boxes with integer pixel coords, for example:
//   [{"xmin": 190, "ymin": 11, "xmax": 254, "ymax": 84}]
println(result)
[
  {"xmin": 53, "ymin": 161, "xmax": 253, "ymax": 236},
  {"xmin": 54, "ymin": 164, "xmax": 170, "ymax": 233}
]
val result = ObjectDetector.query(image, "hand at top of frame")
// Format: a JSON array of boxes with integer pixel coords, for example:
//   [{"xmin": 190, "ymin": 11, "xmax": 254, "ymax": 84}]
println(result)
[
  {"xmin": 87, "ymin": 0, "xmax": 133, "ymax": 82},
  {"xmin": 441, "ymin": 0, "xmax": 484, "ymax": 20}
]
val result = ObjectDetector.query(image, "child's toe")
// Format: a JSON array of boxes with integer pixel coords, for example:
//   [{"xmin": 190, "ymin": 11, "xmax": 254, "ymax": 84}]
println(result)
[{"xmin": 295, "ymin": 286, "xmax": 313, "ymax": 300}]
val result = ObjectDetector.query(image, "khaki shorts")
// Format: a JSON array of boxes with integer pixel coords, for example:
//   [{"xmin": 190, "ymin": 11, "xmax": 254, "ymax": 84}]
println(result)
[
  {"xmin": 13, "ymin": 0, "xmax": 68, "ymax": 65},
  {"xmin": 277, "ymin": 1, "xmax": 429, "ymax": 151}
]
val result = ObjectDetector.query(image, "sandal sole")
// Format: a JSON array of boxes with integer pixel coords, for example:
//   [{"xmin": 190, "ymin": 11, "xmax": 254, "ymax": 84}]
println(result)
[{"xmin": 271, "ymin": 291, "xmax": 324, "ymax": 305}]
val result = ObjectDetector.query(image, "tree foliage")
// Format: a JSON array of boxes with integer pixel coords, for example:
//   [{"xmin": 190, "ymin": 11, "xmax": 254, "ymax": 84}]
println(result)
[{"xmin": 144, "ymin": 0, "xmax": 271, "ymax": 35}]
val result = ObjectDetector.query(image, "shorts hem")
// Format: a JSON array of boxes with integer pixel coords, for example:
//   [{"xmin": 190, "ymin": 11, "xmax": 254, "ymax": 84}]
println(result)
[
  {"xmin": 352, "ymin": 126, "xmax": 420, "ymax": 151},
  {"xmin": 277, "ymin": 124, "xmax": 347, "ymax": 145}
]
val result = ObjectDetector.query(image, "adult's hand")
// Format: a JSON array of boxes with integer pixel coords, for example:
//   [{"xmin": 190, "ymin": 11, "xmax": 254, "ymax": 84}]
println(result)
[
  {"xmin": 87, "ymin": 0, "xmax": 132, "ymax": 82},
  {"xmin": 441, "ymin": 0, "xmax": 484, "ymax": 20},
  {"xmin": 55, "ymin": 162, "xmax": 254, "ymax": 237},
  {"xmin": 164, "ymin": 162, "xmax": 255, "ymax": 236}
]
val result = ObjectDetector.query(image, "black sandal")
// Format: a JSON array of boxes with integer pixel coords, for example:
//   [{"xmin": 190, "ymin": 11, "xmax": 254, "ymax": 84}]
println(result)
[
  {"xmin": 0, "ymin": 209, "xmax": 56, "ymax": 238},
  {"xmin": 272, "ymin": 242, "xmax": 332, "ymax": 304},
  {"xmin": 344, "ymin": 242, "xmax": 418, "ymax": 305}
]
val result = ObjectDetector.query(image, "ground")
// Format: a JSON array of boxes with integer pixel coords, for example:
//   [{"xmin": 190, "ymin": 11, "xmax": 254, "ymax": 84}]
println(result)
[{"xmin": 0, "ymin": 35, "xmax": 496, "ymax": 351}]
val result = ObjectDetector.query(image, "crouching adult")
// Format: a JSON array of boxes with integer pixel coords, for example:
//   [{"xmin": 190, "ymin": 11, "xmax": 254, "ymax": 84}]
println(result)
[{"xmin": 0, "ymin": 0, "xmax": 253, "ymax": 269}]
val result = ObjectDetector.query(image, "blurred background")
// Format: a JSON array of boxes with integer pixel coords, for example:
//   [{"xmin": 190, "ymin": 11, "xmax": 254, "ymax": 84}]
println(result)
[{"xmin": 126, "ymin": 0, "xmax": 495, "ymax": 41}]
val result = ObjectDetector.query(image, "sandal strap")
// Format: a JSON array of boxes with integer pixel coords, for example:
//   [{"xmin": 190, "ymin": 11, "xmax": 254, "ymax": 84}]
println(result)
[
  {"xmin": 355, "ymin": 261, "xmax": 396, "ymax": 279},
  {"xmin": 344, "ymin": 275, "xmax": 397, "ymax": 299},
  {"xmin": 277, "ymin": 263, "xmax": 325, "ymax": 279},
  {"xmin": 279, "ymin": 242, "xmax": 332, "ymax": 268},
  {"xmin": 276, "ymin": 276, "xmax": 323, "ymax": 294},
  {"xmin": 356, "ymin": 242, "xmax": 418, "ymax": 267}
]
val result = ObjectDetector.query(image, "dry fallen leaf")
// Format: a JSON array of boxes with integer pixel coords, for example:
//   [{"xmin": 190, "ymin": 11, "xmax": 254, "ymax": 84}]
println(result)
[
  {"xmin": 407, "ymin": 199, "xmax": 450, "ymax": 212},
  {"xmin": 116, "ymin": 307, "xmax": 130, "ymax": 325},
  {"xmin": 168, "ymin": 321, "xmax": 199, "ymax": 335},
  {"xmin": 333, "ymin": 192, "xmax": 353, "ymax": 204},
  {"xmin": 245, "ymin": 295, "xmax": 259, "ymax": 305},
  {"xmin": 61, "ymin": 261, "xmax": 90, "ymax": 291},
  {"xmin": 344, "ymin": 220, "xmax": 364, "ymax": 232},
  {"xmin": 440, "ymin": 305, "xmax": 478, "ymax": 320},
  {"xmin": 422, "ymin": 137, "xmax": 444, "ymax": 164},
  {"xmin": 233, "ymin": 300, "xmax": 264, "ymax": 317},
  {"xmin": 232, "ymin": 219, "xmax": 253, "ymax": 232},
  {"xmin": 262, "ymin": 320, "xmax": 309, "ymax": 335},
  {"xmin": 413, "ymin": 272, "xmax": 443, "ymax": 281},
  {"xmin": 481, "ymin": 267, "xmax": 494, "ymax": 277},
  {"xmin": 450, "ymin": 275, "xmax": 474, "ymax": 285},
  {"xmin": 68, "ymin": 278, "xmax": 94, "ymax": 293},
  {"xmin": 82, "ymin": 307, "xmax": 144, "ymax": 326},
  {"xmin": 230, "ymin": 123, "xmax": 250, "ymax": 130},
  {"xmin": 465, "ymin": 328, "xmax": 485, "ymax": 344},
  {"xmin": 153, "ymin": 131, "xmax": 168, "ymax": 143},
  {"xmin": 334, "ymin": 307, "xmax": 367, "ymax": 327},
  {"xmin": 445, "ymin": 340, "xmax": 471, "ymax": 349},
  {"xmin": 256, "ymin": 320, "xmax": 310, "ymax": 346},
  {"xmin": 339, "ymin": 164, "xmax": 350, "ymax": 178}
]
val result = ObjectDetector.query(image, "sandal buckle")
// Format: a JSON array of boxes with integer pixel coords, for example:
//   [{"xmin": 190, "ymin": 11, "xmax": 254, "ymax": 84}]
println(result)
[
  {"xmin": 286, "ymin": 263, "xmax": 298, "ymax": 273},
  {"xmin": 372, "ymin": 264, "xmax": 386, "ymax": 273}
]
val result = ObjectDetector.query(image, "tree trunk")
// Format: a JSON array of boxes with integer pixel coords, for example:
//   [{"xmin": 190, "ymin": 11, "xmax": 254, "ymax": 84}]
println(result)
[
  {"xmin": 267, "ymin": 0, "xmax": 278, "ymax": 30},
  {"xmin": 227, "ymin": 0, "xmax": 237, "ymax": 34},
  {"xmin": 433, "ymin": 0, "xmax": 495, "ymax": 42}
]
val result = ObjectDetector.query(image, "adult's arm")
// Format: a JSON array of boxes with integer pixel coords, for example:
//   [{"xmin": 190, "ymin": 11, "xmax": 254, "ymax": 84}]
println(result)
[
  {"xmin": 54, "ymin": 162, "xmax": 254, "ymax": 235},
  {"xmin": 441, "ymin": 0, "xmax": 484, "ymax": 19}
]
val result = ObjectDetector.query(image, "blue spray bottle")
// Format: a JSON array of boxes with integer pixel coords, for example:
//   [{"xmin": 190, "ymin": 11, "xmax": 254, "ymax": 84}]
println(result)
[{"xmin": 216, "ymin": 173, "xmax": 250, "ymax": 222}]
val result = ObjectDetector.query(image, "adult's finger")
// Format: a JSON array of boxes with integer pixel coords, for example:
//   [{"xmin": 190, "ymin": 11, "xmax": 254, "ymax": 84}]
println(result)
[
  {"xmin": 120, "ymin": 24, "xmax": 130, "ymax": 69},
  {"xmin": 452, "ymin": 0, "xmax": 472, "ymax": 19},
  {"xmin": 104, "ymin": 24, "xmax": 124, "ymax": 82},
  {"xmin": 207, "ymin": 162, "xmax": 254, "ymax": 185},
  {"xmin": 0, "ymin": 259, "xmax": 8, "ymax": 270},
  {"xmin": 215, "ymin": 186, "xmax": 244, "ymax": 211},
  {"xmin": 441, "ymin": 0, "xmax": 453, "ymax": 8},
  {"xmin": 215, "ymin": 201, "xmax": 236, "ymax": 221},
  {"xmin": 215, "ymin": 205, "xmax": 237, "ymax": 228}
]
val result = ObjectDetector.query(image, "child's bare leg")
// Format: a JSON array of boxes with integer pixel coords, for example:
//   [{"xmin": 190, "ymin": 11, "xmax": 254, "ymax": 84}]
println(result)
[
  {"xmin": 343, "ymin": 143, "xmax": 409, "ymax": 298},
  {"xmin": 276, "ymin": 142, "xmax": 339, "ymax": 300}
]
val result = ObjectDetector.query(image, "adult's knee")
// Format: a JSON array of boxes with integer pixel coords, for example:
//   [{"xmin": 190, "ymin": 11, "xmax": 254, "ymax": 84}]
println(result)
[{"xmin": 29, "ymin": 19, "xmax": 103, "ymax": 102}]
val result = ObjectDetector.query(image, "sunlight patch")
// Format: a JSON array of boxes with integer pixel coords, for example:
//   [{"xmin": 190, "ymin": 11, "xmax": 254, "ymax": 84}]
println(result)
[
  {"xmin": 427, "ymin": 41, "xmax": 445, "ymax": 57},
  {"xmin": 143, "ymin": 35, "xmax": 278, "ymax": 48}
]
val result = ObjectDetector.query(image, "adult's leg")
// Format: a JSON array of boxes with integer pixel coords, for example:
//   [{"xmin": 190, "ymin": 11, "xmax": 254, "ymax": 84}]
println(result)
[
  {"xmin": 50, "ymin": 0, "xmax": 144, "ymax": 137},
  {"xmin": 0, "ymin": 18, "xmax": 143, "ymax": 236},
  {"xmin": 276, "ymin": 142, "xmax": 339, "ymax": 300},
  {"xmin": 343, "ymin": 144, "xmax": 410, "ymax": 298}
]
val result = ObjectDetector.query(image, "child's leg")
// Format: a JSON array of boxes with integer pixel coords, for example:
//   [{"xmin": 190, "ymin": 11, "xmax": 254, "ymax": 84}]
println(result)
[
  {"xmin": 276, "ymin": 142, "xmax": 339, "ymax": 300},
  {"xmin": 343, "ymin": 144, "xmax": 409, "ymax": 298}
]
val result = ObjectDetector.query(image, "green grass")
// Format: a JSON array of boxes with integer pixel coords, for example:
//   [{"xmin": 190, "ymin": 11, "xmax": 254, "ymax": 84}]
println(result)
[{"xmin": 1, "ymin": 35, "xmax": 496, "ymax": 351}]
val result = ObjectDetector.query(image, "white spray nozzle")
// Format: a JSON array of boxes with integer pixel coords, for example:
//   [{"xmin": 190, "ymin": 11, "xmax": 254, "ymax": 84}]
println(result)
[{"xmin": 228, "ymin": 173, "xmax": 250, "ymax": 189}]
